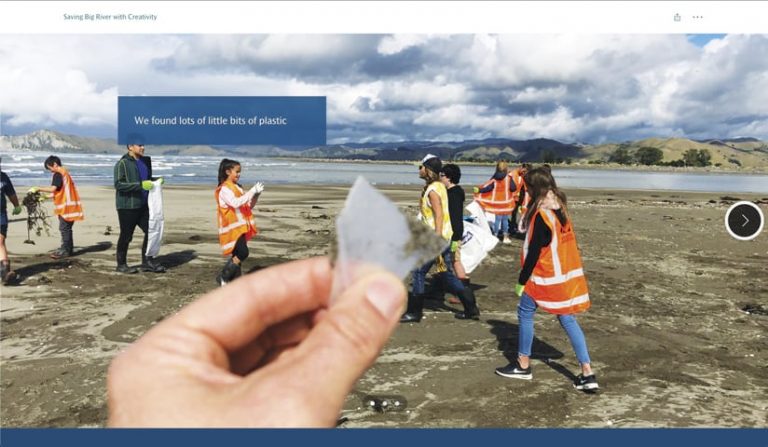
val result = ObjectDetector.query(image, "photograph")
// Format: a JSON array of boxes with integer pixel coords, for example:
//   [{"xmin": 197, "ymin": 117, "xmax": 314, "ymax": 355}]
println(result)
[{"xmin": 1, "ymin": 21, "xmax": 767, "ymax": 432}]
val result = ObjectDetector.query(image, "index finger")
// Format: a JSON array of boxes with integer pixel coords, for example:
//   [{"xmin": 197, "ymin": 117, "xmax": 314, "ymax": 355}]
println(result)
[{"xmin": 169, "ymin": 257, "xmax": 333, "ymax": 353}]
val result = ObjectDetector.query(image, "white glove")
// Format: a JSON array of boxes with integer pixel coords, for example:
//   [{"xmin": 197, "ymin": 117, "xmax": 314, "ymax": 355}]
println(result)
[{"xmin": 254, "ymin": 182, "xmax": 264, "ymax": 194}]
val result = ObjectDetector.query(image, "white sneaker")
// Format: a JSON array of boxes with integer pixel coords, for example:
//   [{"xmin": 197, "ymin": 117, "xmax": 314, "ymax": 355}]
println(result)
[{"xmin": 503, "ymin": 236, "xmax": 512, "ymax": 244}]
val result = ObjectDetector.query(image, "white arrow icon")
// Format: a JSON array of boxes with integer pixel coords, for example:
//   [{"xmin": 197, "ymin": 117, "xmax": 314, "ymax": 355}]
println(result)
[{"xmin": 726, "ymin": 201, "xmax": 764, "ymax": 241}]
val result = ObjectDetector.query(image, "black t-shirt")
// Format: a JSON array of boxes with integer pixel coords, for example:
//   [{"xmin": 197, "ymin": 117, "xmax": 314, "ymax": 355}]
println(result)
[
  {"xmin": 518, "ymin": 209, "xmax": 567, "ymax": 285},
  {"xmin": 1, "ymin": 172, "xmax": 17, "ymax": 216},
  {"xmin": 51, "ymin": 173, "xmax": 63, "ymax": 190},
  {"xmin": 446, "ymin": 185, "xmax": 465, "ymax": 242}
]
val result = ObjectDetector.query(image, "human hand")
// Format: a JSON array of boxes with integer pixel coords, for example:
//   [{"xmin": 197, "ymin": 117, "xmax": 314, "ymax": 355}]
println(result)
[
  {"xmin": 254, "ymin": 182, "xmax": 264, "ymax": 194},
  {"xmin": 450, "ymin": 240, "xmax": 459, "ymax": 252},
  {"xmin": 141, "ymin": 180, "xmax": 154, "ymax": 191},
  {"xmin": 28, "ymin": 187, "xmax": 39, "ymax": 194},
  {"xmin": 107, "ymin": 257, "xmax": 406, "ymax": 427},
  {"xmin": 12, "ymin": 205, "xmax": 23, "ymax": 215},
  {"xmin": 515, "ymin": 283, "xmax": 525, "ymax": 297}
]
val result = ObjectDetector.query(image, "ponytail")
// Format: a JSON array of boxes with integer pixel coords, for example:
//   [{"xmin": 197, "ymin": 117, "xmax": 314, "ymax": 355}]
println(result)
[{"xmin": 218, "ymin": 159, "xmax": 240, "ymax": 185}]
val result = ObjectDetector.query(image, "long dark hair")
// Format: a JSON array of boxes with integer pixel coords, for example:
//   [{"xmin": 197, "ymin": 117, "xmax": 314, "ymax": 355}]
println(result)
[
  {"xmin": 218, "ymin": 158, "xmax": 240, "ymax": 186},
  {"xmin": 522, "ymin": 167, "xmax": 569, "ymax": 229}
]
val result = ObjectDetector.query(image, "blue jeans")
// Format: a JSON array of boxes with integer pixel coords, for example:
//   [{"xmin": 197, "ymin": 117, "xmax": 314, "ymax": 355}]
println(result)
[
  {"xmin": 517, "ymin": 292, "xmax": 591, "ymax": 365},
  {"xmin": 412, "ymin": 247, "xmax": 465, "ymax": 297},
  {"xmin": 493, "ymin": 214, "xmax": 510, "ymax": 236}
]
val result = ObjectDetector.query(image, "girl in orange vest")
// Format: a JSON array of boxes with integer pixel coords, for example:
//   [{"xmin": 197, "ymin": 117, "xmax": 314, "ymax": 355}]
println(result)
[
  {"xmin": 474, "ymin": 160, "xmax": 516, "ymax": 243},
  {"xmin": 215, "ymin": 159, "xmax": 263, "ymax": 286},
  {"xmin": 30, "ymin": 156, "xmax": 84, "ymax": 259},
  {"xmin": 508, "ymin": 162, "xmax": 531, "ymax": 234},
  {"xmin": 494, "ymin": 167, "xmax": 598, "ymax": 391}
]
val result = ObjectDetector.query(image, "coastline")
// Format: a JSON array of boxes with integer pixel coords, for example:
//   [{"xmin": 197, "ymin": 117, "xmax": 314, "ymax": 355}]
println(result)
[{"xmin": 249, "ymin": 156, "xmax": 768, "ymax": 174}]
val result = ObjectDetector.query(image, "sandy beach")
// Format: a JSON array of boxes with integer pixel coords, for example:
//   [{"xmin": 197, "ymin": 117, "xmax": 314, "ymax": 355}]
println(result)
[{"xmin": 1, "ymin": 184, "xmax": 767, "ymax": 427}]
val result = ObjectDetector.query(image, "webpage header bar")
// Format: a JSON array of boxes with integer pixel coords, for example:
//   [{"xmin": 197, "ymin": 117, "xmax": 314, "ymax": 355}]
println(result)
[{"xmin": 1, "ymin": 1, "xmax": 766, "ymax": 34}]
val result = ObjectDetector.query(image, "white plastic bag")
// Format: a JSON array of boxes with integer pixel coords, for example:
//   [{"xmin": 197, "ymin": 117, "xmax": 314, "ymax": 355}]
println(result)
[
  {"xmin": 460, "ymin": 200, "xmax": 499, "ymax": 273},
  {"xmin": 145, "ymin": 179, "xmax": 164, "ymax": 257}
]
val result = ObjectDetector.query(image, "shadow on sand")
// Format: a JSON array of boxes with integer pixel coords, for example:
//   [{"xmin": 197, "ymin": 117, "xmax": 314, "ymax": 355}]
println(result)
[
  {"xmin": 73, "ymin": 241, "xmax": 113, "ymax": 256},
  {"xmin": 486, "ymin": 318, "xmax": 580, "ymax": 383},
  {"xmin": 154, "ymin": 250, "xmax": 198, "ymax": 269}
]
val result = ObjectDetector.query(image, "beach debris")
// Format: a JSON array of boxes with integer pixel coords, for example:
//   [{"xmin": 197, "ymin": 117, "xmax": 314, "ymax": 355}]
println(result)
[
  {"xmin": 741, "ymin": 303, "xmax": 767, "ymax": 316},
  {"xmin": 363, "ymin": 395, "xmax": 407, "ymax": 413},
  {"xmin": 22, "ymin": 191, "xmax": 51, "ymax": 244},
  {"xmin": 330, "ymin": 176, "xmax": 447, "ymax": 303}
]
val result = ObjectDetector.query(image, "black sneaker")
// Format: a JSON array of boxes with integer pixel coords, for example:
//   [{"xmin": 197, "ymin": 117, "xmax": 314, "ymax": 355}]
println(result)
[
  {"xmin": 495, "ymin": 361, "xmax": 532, "ymax": 380},
  {"xmin": 574, "ymin": 374, "xmax": 599, "ymax": 391},
  {"xmin": 141, "ymin": 258, "xmax": 166, "ymax": 273},
  {"xmin": 50, "ymin": 249, "xmax": 71, "ymax": 260},
  {"xmin": 454, "ymin": 311, "xmax": 480, "ymax": 320},
  {"xmin": 116, "ymin": 264, "xmax": 139, "ymax": 274},
  {"xmin": 399, "ymin": 312, "xmax": 422, "ymax": 323}
]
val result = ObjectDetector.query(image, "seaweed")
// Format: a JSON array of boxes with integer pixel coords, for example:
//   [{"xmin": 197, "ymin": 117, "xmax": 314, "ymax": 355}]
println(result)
[{"xmin": 21, "ymin": 191, "xmax": 52, "ymax": 244}]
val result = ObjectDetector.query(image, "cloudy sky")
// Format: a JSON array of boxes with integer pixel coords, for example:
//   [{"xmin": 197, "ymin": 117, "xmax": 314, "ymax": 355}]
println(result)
[{"xmin": 1, "ymin": 34, "xmax": 767, "ymax": 144}]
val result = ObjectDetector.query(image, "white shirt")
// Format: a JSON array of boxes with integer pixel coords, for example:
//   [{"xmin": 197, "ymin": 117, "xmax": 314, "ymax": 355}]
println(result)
[{"xmin": 218, "ymin": 184, "xmax": 257, "ymax": 209}]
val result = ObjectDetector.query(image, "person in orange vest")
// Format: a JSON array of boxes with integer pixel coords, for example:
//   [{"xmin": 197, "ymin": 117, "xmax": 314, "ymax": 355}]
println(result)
[
  {"xmin": 507, "ymin": 162, "xmax": 531, "ymax": 234},
  {"xmin": 29, "ymin": 156, "xmax": 84, "ymax": 259},
  {"xmin": 473, "ymin": 160, "xmax": 516, "ymax": 243},
  {"xmin": 215, "ymin": 158, "xmax": 264, "ymax": 286},
  {"xmin": 494, "ymin": 167, "xmax": 598, "ymax": 391}
]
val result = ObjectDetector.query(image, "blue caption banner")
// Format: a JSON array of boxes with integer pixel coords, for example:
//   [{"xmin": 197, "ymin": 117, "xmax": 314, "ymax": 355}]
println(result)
[
  {"xmin": 2, "ymin": 428, "xmax": 767, "ymax": 447},
  {"xmin": 118, "ymin": 96, "xmax": 326, "ymax": 146}
]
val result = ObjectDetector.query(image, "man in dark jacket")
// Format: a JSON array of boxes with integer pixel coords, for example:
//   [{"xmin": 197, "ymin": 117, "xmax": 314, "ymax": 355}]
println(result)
[{"xmin": 113, "ymin": 143, "xmax": 165, "ymax": 273}]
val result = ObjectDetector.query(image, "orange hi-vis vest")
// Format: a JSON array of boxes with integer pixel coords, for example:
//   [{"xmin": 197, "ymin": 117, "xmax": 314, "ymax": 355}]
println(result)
[
  {"xmin": 521, "ymin": 208, "xmax": 590, "ymax": 315},
  {"xmin": 518, "ymin": 178, "xmax": 531, "ymax": 215},
  {"xmin": 216, "ymin": 181, "xmax": 258, "ymax": 256},
  {"xmin": 474, "ymin": 175, "xmax": 515, "ymax": 215},
  {"xmin": 52, "ymin": 167, "xmax": 84, "ymax": 222},
  {"xmin": 509, "ymin": 169, "xmax": 525, "ymax": 204}
]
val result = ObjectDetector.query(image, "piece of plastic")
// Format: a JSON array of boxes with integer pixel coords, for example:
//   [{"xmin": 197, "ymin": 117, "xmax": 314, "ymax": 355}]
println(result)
[{"xmin": 330, "ymin": 176, "xmax": 447, "ymax": 303}]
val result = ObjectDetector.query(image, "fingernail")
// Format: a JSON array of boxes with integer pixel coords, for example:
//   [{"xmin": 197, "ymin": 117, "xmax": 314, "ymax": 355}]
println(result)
[{"xmin": 365, "ymin": 276, "xmax": 404, "ymax": 319}]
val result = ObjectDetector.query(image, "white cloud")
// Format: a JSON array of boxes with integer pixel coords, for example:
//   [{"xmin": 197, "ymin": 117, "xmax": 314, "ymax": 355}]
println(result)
[
  {"xmin": 1, "ymin": 33, "xmax": 767, "ymax": 142},
  {"xmin": 378, "ymin": 34, "xmax": 433, "ymax": 55}
]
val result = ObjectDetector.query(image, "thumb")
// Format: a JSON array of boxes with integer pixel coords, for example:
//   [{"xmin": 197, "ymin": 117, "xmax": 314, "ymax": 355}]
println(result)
[{"xmin": 280, "ymin": 269, "xmax": 405, "ymax": 412}]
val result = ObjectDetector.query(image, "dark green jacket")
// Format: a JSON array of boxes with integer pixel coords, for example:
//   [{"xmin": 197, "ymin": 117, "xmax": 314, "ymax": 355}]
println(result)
[{"xmin": 114, "ymin": 153, "xmax": 154, "ymax": 209}]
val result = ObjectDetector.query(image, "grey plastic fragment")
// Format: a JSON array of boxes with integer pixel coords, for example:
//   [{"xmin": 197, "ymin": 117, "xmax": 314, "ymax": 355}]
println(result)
[{"xmin": 330, "ymin": 176, "xmax": 447, "ymax": 303}]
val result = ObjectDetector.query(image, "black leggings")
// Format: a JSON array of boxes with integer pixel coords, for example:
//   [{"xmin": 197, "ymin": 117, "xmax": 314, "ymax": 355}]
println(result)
[
  {"xmin": 232, "ymin": 234, "xmax": 249, "ymax": 262},
  {"xmin": 117, "ymin": 206, "xmax": 149, "ymax": 257}
]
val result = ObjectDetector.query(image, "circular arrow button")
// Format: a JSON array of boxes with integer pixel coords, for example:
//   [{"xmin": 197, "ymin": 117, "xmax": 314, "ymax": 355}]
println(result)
[{"xmin": 725, "ymin": 201, "xmax": 764, "ymax": 241}]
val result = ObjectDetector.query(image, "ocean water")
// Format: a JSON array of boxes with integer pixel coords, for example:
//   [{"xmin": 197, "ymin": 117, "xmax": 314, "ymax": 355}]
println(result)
[{"xmin": 1, "ymin": 150, "xmax": 768, "ymax": 194}]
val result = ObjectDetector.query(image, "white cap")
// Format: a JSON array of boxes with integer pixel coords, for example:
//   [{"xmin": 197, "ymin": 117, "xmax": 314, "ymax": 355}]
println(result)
[{"xmin": 421, "ymin": 154, "xmax": 438, "ymax": 164}]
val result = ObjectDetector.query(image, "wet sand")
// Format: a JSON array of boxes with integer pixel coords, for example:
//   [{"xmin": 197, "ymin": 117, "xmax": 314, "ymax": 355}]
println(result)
[{"xmin": 1, "ymin": 184, "xmax": 767, "ymax": 427}]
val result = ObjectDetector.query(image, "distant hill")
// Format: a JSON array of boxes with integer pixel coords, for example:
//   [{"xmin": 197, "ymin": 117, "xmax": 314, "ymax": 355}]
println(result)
[
  {"xmin": 590, "ymin": 137, "xmax": 768, "ymax": 168},
  {"xmin": 0, "ymin": 130, "xmax": 221, "ymax": 156},
  {"xmin": 232, "ymin": 137, "xmax": 587, "ymax": 162},
  {"xmin": 2, "ymin": 130, "xmax": 767, "ymax": 168}
]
